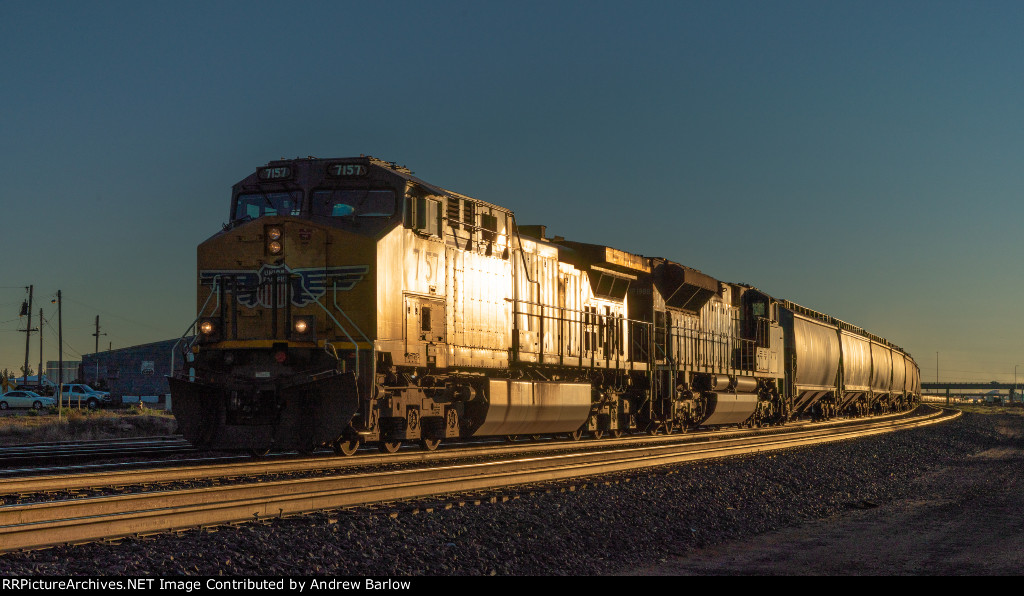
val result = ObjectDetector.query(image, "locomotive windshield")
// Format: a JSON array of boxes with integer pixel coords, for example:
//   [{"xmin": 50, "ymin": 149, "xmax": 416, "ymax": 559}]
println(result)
[
  {"xmin": 234, "ymin": 191, "xmax": 303, "ymax": 220},
  {"xmin": 312, "ymin": 189, "xmax": 395, "ymax": 218}
]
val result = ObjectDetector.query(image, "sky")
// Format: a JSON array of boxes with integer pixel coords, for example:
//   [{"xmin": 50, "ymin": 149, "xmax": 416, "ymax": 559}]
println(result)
[{"xmin": 1, "ymin": 0, "xmax": 1022, "ymax": 384}]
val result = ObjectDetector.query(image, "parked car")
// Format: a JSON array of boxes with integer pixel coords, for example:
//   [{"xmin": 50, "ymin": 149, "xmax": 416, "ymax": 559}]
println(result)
[
  {"xmin": 0, "ymin": 390, "xmax": 57, "ymax": 411},
  {"xmin": 57, "ymin": 384, "xmax": 114, "ymax": 410}
]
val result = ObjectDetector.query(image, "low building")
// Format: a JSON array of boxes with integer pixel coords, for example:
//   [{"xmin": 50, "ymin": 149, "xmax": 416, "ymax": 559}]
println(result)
[{"xmin": 80, "ymin": 339, "xmax": 184, "ymax": 405}]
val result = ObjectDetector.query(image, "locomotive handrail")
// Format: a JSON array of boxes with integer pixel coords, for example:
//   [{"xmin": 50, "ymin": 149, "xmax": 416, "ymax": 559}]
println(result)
[
  {"xmin": 509, "ymin": 212, "xmax": 540, "ymax": 286},
  {"xmin": 287, "ymin": 279, "xmax": 365, "ymax": 378},
  {"xmin": 508, "ymin": 212, "xmax": 543, "ymax": 363},
  {"xmin": 169, "ymin": 277, "xmax": 222, "ymax": 379},
  {"xmin": 507, "ymin": 299, "xmax": 754, "ymax": 375},
  {"xmin": 510, "ymin": 299, "xmax": 641, "ymax": 362},
  {"xmin": 329, "ymin": 283, "xmax": 373, "ymax": 347},
  {"xmin": 198, "ymin": 275, "xmax": 223, "ymax": 319},
  {"xmin": 326, "ymin": 280, "xmax": 377, "ymax": 393}
]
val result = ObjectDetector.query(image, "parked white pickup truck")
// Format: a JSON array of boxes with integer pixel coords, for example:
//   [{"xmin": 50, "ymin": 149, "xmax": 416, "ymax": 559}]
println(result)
[{"xmin": 58, "ymin": 384, "xmax": 113, "ymax": 409}]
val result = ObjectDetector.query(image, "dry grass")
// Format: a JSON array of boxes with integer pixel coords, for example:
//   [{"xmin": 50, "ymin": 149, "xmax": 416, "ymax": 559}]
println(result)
[{"xmin": 0, "ymin": 405, "xmax": 178, "ymax": 446}]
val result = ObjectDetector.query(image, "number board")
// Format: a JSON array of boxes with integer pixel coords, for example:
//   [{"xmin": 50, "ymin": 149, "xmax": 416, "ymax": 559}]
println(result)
[
  {"xmin": 258, "ymin": 166, "xmax": 292, "ymax": 180},
  {"xmin": 327, "ymin": 163, "xmax": 368, "ymax": 177}
]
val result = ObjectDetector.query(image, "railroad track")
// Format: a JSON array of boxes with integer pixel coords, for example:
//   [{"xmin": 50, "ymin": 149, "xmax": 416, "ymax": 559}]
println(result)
[
  {"xmin": 0, "ymin": 407, "xmax": 930, "ymax": 496},
  {"xmin": 0, "ymin": 406, "xmax": 959, "ymax": 553},
  {"xmin": 0, "ymin": 407, "xmax": 924, "ymax": 481},
  {"xmin": 0, "ymin": 435, "xmax": 194, "ymax": 469}
]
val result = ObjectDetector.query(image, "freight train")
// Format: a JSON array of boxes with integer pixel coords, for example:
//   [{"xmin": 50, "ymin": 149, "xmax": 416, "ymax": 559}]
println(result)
[{"xmin": 169, "ymin": 156, "xmax": 921, "ymax": 455}]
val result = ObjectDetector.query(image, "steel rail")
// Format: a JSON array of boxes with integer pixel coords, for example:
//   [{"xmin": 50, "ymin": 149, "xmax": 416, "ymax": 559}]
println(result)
[
  {"xmin": 0, "ymin": 436, "xmax": 192, "ymax": 469},
  {"xmin": 0, "ymin": 408, "xmax": 922, "ymax": 496},
  {"xmin": 0, "ymin": 408, "xmax": 957, "ymax": 553},
  {"xmin": 0, "ymin": 435, "xmax": 185, "ymax": 450},
  {"xmin": 0, "ymin": 437, "xmax": 190, "ymax": 457}
]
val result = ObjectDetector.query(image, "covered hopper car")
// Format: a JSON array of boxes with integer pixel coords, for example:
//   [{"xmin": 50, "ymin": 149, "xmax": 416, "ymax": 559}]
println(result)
[{"xmin": 169, "ymin": 156, "xmax": 920, "ymax": 454}]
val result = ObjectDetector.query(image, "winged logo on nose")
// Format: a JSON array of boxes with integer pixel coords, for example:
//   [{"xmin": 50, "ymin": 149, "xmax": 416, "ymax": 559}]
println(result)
[{"xmin": 199, "ymin": 264, "xmax": 369, "ymax": 308}]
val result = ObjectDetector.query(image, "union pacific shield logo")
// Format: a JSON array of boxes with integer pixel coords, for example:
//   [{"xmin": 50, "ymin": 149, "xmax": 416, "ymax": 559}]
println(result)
[{"xmin": 199, "ymin": 265, "xmax": 368, "ymax": 308}]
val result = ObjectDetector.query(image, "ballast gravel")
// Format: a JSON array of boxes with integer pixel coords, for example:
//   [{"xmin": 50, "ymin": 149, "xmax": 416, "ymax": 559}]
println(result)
[{"xmin": 0, "ymin": 409, "xmax": 1016, "ymax": 576}]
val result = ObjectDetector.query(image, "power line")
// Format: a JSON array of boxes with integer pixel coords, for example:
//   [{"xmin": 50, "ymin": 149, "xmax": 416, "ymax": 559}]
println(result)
[
  {"xmin": 39, "ymin": 318, "xmax": 85, "ymax": 361},
  {"xmin": 62, "ymin": 298, "xmax": 169, "ymax": 333}
]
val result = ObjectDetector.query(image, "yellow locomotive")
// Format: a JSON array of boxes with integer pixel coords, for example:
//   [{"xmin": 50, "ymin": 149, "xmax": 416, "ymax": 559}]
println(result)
[{"xmin": 169, "ymin": 156, "xmax": 920, "ymax": 454}]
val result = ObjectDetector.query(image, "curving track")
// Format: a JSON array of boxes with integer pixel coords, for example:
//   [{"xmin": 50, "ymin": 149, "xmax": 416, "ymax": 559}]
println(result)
[
  {"xmin": 0, "ymin": 406, "xmax": 957, "ymax": 553},
  {"xmin": 0, "ymin": 407, "xmax": 937, "ymax": 495}
]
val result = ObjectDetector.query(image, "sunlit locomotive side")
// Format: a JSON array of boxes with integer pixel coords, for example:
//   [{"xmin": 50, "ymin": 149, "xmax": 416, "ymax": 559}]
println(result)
[{"xmin": 170, "ymin": 156, "xmax": 920, "ymax": 454}]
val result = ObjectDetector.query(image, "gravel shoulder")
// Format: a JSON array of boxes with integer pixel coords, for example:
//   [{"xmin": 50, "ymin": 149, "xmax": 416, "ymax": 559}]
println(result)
[
  {"xmin": 632, "ymin": 410, "xmax": 1024, "ymax": 575},
  {"xmin": 0, "ymin": 408, "xmax": 1017, "ymax": 576}
]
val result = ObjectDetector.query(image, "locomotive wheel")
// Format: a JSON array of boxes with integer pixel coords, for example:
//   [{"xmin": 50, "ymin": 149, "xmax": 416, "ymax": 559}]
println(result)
[
  {"xmin": 505, "ymin": 435, "xmax": 521, "ymax": 443},
  {"xmin": 248, "ymin": 447, "xmax": 271, "ymax": 458},
  {"xmin": 332, "ymin": 438, "xmax": 361, "ymax": 456},
  {"xmin": 420, "ymin": 438, "xmax": 442, "ymax": 451},
  {"xmin": 530, "ymin": 435, "xmax": 543, "ymax": 441},
  {"xmin": 567, "ymin": 429, "xmax": 584, "ymax": 441},
  {"xmin": 591, "ymin": 429, "xmax": 605, "ymax": 440},
  {"xmin": 610, "ymin": 429, "xmax": 624, "ymax": 438},
  {"xmin": 378, "ymin": 440, "xmax": 402, "ymax": 454}
]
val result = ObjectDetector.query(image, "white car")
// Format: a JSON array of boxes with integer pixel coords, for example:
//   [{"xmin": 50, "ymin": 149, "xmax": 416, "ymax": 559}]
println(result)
[{"xmin": 0, "ymin": 390, "xmax": 57, "ymax": 411}]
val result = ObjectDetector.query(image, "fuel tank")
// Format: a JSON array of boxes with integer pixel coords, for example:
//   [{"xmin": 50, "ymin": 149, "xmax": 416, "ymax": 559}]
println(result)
[
  {"xmin": 470, "ymin": 379, "xmax": 592, "ymax": 436},
  {"xmin": 698, "ymin": 392, "xmax": 758, "ymax": 426}
]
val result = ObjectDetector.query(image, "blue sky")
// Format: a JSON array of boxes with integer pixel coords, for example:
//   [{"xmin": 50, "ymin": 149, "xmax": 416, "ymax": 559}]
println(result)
[{"xmin": 2, "ymin": 0, "xmax": 1022, "ymax": 383}]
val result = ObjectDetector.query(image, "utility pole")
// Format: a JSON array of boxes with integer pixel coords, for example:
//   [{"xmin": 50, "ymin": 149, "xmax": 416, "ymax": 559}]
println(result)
[
  {"xmin": 21, "ymin": 285, "xmax": 34, "ymax": 383},
  {"xmin": 38, "ymin": 308, "xmax": 44, "ymax": 392},
  {"xmin": 54, "ymin": 291, "xmax": 63, "ymax": 418},
  {"xmin": 93, "ymin": 316, "xmax": 107, "ymax": 386}
]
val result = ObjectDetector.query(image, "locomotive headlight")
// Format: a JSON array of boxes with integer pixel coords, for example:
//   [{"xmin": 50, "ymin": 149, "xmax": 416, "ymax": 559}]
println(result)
[
  {"xmin": 197, "ymin": 317, "xmax": 221, "ymax": 343},
  {"xmin": 290, "ymin": 315, "xmax": 316, "ymax": 342},
  {"xmin": 266, "ymin": 226, "xmax": 284, "ymax": 255}
]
